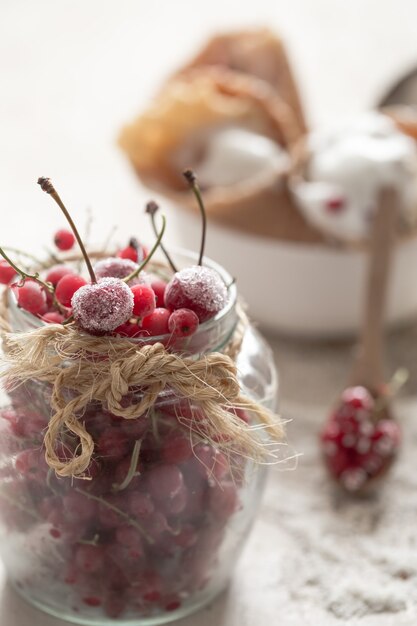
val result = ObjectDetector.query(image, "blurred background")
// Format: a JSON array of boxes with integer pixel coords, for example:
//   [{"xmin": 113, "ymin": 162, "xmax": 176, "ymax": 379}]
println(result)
[
  {"xmin": 2, "ymin": 2, "xmax": 417, "ymax": 625},
  {"xmin": 2, "ymin": 0, "xmax": 417, "ymax": 250}
]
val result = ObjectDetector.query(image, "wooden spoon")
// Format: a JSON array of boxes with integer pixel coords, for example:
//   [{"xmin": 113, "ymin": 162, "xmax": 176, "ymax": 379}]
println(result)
[{"xmin": 351, "ymin": 188, "xmax": 398, "ymax": 395}]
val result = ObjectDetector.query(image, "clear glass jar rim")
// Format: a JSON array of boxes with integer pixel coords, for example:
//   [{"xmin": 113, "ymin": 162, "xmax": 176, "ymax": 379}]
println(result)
[{"xmin": 7, "ymin": 246, "xmax": 238, "ymax": 344}]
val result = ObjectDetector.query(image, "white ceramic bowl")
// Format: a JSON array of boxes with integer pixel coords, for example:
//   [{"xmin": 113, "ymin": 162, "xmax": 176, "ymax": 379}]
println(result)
[{"xmin": 168, "ymin": 206, "xmax": 417, "ymax": 338}]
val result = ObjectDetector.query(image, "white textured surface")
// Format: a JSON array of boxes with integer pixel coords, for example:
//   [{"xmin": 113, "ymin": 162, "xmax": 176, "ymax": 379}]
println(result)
[{"xmin": 2, "ymin": 1, "xmax": 417, "ymax": 624}]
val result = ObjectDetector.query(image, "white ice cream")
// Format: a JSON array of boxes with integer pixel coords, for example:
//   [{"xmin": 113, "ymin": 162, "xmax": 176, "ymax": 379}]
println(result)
[
  {"xmin": 291, "ymin": 112, "xmax": 417, "ymax": 241},
  {"xmin": 195, "ymin": 127, "xmax": 289, "ymax": 187}
]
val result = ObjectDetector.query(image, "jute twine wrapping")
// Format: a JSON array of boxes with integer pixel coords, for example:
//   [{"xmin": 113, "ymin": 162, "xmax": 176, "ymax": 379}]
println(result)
[{"xmin": 0, "ymin": 303, "xmax": 283, "ymax": 478}]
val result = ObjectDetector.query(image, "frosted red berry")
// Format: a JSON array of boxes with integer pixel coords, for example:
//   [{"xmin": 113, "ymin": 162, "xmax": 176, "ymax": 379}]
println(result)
[
  {"xmin": 151, "ymin": 280, "xmax": 166, "ymax": 307},
  {"xmin": 13, "ymin": 281, "xmax": 47, "ymax": 315},
  {"xmin": 168, "ymin": 308, "xmax": 199, "ymax": 337},
  {"xmin": 117, "ymin": 238, "xmax": 145, "ymax": 263},
  {"xmin": 131, "ymin": 284, "xmax": 156, "ymax": 319},
  {"xmin": 141, "ymin": 308, "xmax": 170, "ymax": 336},
  {"xmin": 0, "ymin": 261, "xmax": 16, "ymax": 285},
  {"xmin": 94, "ymin": 257, "xmax": 138, "ymax": 281},
  {"xmin": 45, "ymin": 264, "xmax": 75, "ymax": 286},
  {"xmin": 71, "ymin": 278, "xmax": 134, "ymax": 334},
  {"xmin": 54, "ymin": 229, "xmax": 75, "ymax": 251},
  {"xmin": 55, "ymin": 274, "xmax": 87, "ymax": 308},
  {"xmin": 165, "ymin": 266, "xmax": 228, "ymax": 322},
  {"xmin": 42, "ymin": 311, "xmax": 65, "ymax": 324}
]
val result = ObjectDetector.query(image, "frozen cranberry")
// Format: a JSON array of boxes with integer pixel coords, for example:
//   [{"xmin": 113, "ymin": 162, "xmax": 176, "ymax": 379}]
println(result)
[
  {"xmin": 0, "ymin": 260, "xmax": 16, "ymax": 284},
  {"xmin": 42, "ymin": 311, "xmax": 65, "ymax": 324},
  {"xmin": 54, "ymin": 229, "xmax": 75, "ymax": 251},
  {"xmin": 116, "ymin": 525, "xmax": 144, "ymax": 558},
  {"xmin": 55, "ymin": 274, "xmax": 87, "ymax": 308},
  {"xmin": 128, "ymin": 491, "xmax": 155, "ymax": 518},
  {"xmin": 72, "ymin": 278, "xmax": 134, "ymax": 334},
  {"xmin": 62, "ymin": 491, "xmax": 97, "ymax": 523},
  {"xmin": 161, "ymin": 435, "xmax": 193, "ymax": 464},
  {"xmin": 131, "ymin": 284, "xmax": 156, "ymax": 319},
  {"xmin": 140, "ymin": 308, "xmax": 170, "ymax": 336},
  {"xmin": 174, "ymin": 524, "xmax": 198, "ymax": 548},
  {"xmin": 151, "ymin": 280, "xmax": 166, "ymax": 307},
  {"xmin": 168, "ymin": 308, "xmax": 199, "ymax": 337},
  {"xmin": 208, "ymin": 482, "xmax": 238, "ymax": 519},
  {"xmin": 165, "ymin": 266, "xmax": 228, "ymax": 322},
  {"xmin": 194, "ymin": 443, "xmax": 229, "ymax": 480},
  {"xmin": 147, "ymin": 465, "xmax": 184, "ymax": 501},
  {"xmin": 75, "ymin": 544, "xmax": 104, "ymax": 574},
  {"xmin": 97, "ymin": 429, "xmax": 130, "ymax": 461},
  {"xmin": 15, "ymin": 449, "xmax": 48, "ymax": 482},
  {"xmin": 13, "ymin": 280, "xmax": 47, "ymax": 315},
  {"xmin": 45, "ymin": 264, "xmax": 75, "ymax": 286}
]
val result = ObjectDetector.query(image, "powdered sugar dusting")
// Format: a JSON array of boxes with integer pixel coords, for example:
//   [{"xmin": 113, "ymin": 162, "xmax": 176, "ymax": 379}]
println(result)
[
  {"xmin": 72, "ymin": 277, "xmax": 133, "ymax": 333},
  {"xmin": 165, "ymin": 266, "xmax": 228, "ymax": 322},
  {"xmin": 94, "ymin": 257, "xmax": 148, "ymax": 287}
]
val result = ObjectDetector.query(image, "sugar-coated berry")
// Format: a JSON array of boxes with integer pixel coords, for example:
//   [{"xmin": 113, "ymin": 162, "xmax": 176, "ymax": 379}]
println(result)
[
  {"xmin": 45, "ymin": 264, "xmax": 75, "ymax": 286},
  {"xmin": 0, "ymin": 260, "xmax": 16, "ymax": 285},
  {"xmin": 71, "ymin": 277, "xmax": 134, "ymax": 334},
  {"xmin": 118, "ymin": 245, "xmax": 138, "ymax": 262},
  {"xmin": 55, "ymin": 274, "xmax": 87, "ymax": 308},
  {"xmin": 13, "ymin": 281, "xmax": 47, "ymax": 315},
  {"xmin": 141, "ymin": 308, "xmax": 171, "ymax": 336},
  {"xmin": 151, "ymin": 280, "xmax": 166, "ymax": 307},
  {"xmin": 165, "ymin": 266, "xmax": 228, "ymax": 322},
  {"xmin": 94, "ymin": 257, "xmax": 138, "ymax": 281},
  {"xmin": 54, "ymin": 229, "xmax": 75, "ymax": 251},
  {"xmin": 168, "ymin": 308, "xmax": 199, "ymax": 337},
  {"xmin": 117, "ymin": 238, "xmax": 145, "ymax": 263},
  {"xmin": 131, "ymin": 284, "xmax": 156, "ymax": 319},
  {"xmin": 42, "ymin": 311, "xmax": 65, "ymax": 324}
]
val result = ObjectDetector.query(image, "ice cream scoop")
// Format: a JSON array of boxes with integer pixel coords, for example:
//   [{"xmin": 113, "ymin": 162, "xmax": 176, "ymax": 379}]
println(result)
[
  {"xmin": 192, "ymin": 127, "xmax": 289, "ymax": 188},
  {"xmin": 291, "ymin": 112, "xmax": 417, "ymax": 242}
]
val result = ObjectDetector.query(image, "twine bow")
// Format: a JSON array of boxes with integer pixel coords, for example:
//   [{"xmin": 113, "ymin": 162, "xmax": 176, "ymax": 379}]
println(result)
[{"xmin": 1, "ymin": 323, "xmax": 283, "ymax": 478}]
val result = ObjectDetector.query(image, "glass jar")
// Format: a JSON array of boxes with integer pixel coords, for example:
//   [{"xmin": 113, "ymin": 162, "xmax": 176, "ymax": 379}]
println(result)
[{"xmin": 0, "ymin": 250, "xmax": 278, "ymax": 625}]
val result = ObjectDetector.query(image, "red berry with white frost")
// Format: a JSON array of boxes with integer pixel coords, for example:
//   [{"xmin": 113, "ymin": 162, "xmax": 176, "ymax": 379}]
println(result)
[
  {"xmin": 54, "ymin": 229, "xmax": 75, "ymax": 251},
  {"xmin": 0, "ymin": 261, "xmax": 16, "ymax": 285},
  {"xmin": 320, "ymin": 385, "xmax": 401, "ymax": 492},
  {"xmin": 72, "ymin": 278, "xmax": 134, "ymax": 334},
  {"xmin": 141, "ymin": 308, "xmax": 170, "ymax": 336},
  {"xmin": 168, "ymin": 308, "xmax": 199, "ymax": 337},
  {"xmin": 45, "ymin": 264, "xmax": 75, "ymax": 286},
  {"xmin": 13, "ymin": 281, "xmax": 47, "ymax": 315},
  {"xmin": 55, "ymin": 274, "xmax": 87, "ymax": 308},
  {"xmin": 94, "ymin": 257, "xmax": 138, "ymax": 281},
  {"xmin": 131, "ymin": 284, "xmax": 156, "ymax": 318},
  {"xmin": 165, "ymin": 266, "xmax": 228, "ymax": 322}
]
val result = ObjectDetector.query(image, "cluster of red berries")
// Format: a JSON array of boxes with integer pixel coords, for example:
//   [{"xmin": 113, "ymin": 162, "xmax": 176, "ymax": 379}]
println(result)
[
  {"xmin": 0, "ymin": 389, "xmax": 247, "ymax": 619},
  {"xmin": 320, "ymin": 386, "xmax": 401, "ymax": 493},
  {"xmin": 0, "ymin": 176, "xmax": 228, "ymax": 340}
]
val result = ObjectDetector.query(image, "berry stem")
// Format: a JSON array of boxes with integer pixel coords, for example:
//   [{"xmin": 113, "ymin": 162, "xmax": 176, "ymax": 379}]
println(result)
[
  {"xmin": 37, "ymin": 178, "xmax": 97, "ymax": 283},
  {"xmin": 123, "ymin": 215, "xmax": 166, "ymax": 283},
  {"xmin": 146, "ymin": 201, "xmax": 178, "ymax": 273},
  {"xmin": 0, "ymin": 246, "xmax": 53, "ymax": 293},
  {"xmin": 113, "ymin": 439, "xmax": 142, "ymax": 492},
  {"xmin": 183, "ymin": 170, "xmax": 206, "ymax": 266},
  {"xmin": 2, "ymin": 247, "xmax": 46, "ymax": 268}
]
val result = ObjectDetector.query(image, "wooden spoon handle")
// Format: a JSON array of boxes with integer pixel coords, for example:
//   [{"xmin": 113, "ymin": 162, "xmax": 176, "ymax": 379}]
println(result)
[{"xmin": 351, "ymin": 188, "xmax": 398, "ymax": 392}]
